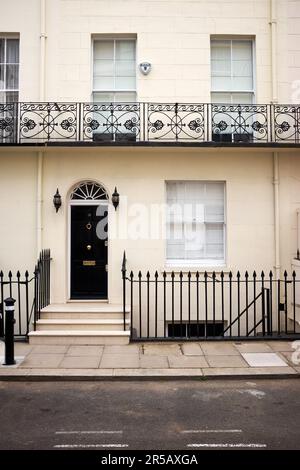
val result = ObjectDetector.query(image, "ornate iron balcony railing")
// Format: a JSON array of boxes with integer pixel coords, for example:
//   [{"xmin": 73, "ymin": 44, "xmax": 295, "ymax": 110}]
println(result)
[{"xmin": 0, "ymin": 102, "xmax": 299, "ymax": 145}]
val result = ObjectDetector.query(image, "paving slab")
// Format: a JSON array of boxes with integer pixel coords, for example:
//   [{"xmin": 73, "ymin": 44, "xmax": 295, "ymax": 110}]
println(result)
[
  {"xmin": 0, "ymin": 357, "xmax": 25, "ymax": 368},
  {"xmin": 14, "ymin": 343, "xmax": 33, "ymax": 355},
  {"xmin": 266, "ymin": 341, "xmax": 295, "ymax": 352},
  {"xmin": 206, "ymin": 355, "xmax": 248, "ymax": 368},
  {"xmin": 201, "ymin": 343, "xmax": 240, "ymax": 356},
  {"xmin": 241, "ymin": 353, "xmax": 288, "ymax": 367},
  {"xmin": 143, "ymin": 344, "xmax": 182, "ymax": 356},
  {"xmin": 234, "ymin": 342, "xmax": 273, "ymax": 353},
  {"xmin": 66, "ymin": 346, "xmax": 104, "ymax": 357},
  {"xmin": 19, "ymin": 354, "xmax": 64, "ymax": 369},
  {"xmin": 104, "ymin": 344, "xmax": 141, "ymax": 355},
  {"xmin": 59, "ymin": 356, "xmax": 101, "ymax": 369},
  {"xmin": 140, "ymin": 355, "xmax": 169, "ymax": 369},
  {"xmin": 181, "ymin": 343, "xmax": 204, "ymax": 356},
  {"xmin": 30, "ymin": 345, "xmax": 69, "ymax": 354},
  {"xmin": 168, "ymin": 355, "xmax": 208, "ymax": 368},
  {"xmin": 100, "ymin": 353, "xmax": 139, "ymax": 369}
]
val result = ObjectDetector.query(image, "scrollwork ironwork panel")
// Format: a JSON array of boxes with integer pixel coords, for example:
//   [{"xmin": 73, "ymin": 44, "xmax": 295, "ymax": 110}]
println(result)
[
  {"xmin": 19, "ymin": 102, "xmax": 79, "ymax": 142},
  {"xmin": 0, "ymin": 103, "xmax": 18, "ymax": 143},
  {"xmin": 211, "ymin": 104, "xmax": 269, "ymax": 142},
  {"xmin": 147, "ymin": 103, "xmax": 206, "ymax": 141},
  {"xmin": 274, "ymin": 105, "xmax": 300, "ymax": 143},
  {"xmin": 83, "ymin": 102, "xmax": 141, "ymax": 141},
  {"xmin": 0, "ymin": 101, "xmax": 300, "ymax": 145}
]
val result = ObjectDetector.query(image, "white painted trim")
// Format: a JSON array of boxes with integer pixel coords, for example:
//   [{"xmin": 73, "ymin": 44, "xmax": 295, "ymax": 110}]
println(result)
[{"xmin": 67, "ymin": 181, "xmax": 111, "ymax": 302}]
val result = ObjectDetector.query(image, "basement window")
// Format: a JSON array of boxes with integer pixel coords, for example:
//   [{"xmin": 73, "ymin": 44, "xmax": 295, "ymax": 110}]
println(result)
[{"xmin": 167, "ymin": 321, "xmax": 224, "ymax": 338}]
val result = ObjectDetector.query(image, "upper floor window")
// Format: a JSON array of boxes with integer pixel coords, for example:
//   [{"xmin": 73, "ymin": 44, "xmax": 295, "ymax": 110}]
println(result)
[
  {"xmin": 166, "ymin": 181, "xmax": 226, "ymax": 266},
  {"xmin": 93, "ymin": 39, "xmax": 136, "ymax": 103},
  {"xmin": 211, "ymin": 39, "xmax": 254, "ymax": 104},
  {"xmin": 0, "ymin": 37, "xmax": 19, "ymax": 103}
]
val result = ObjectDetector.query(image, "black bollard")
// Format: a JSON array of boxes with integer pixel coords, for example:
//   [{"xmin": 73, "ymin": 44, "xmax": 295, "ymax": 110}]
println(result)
[{"xmin": 3, "ymin": 297, "xmax": 16, "ymax": 366}]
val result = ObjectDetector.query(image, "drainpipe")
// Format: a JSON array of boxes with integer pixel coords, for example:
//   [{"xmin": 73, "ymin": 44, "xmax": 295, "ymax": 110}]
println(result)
[
  {"xmin": 270, "ymin": 0, "xmax": 280, "ymax": 279},
  {"xmin": 37, "ymin": 0, "xmax": 47, "ymax": 256}
]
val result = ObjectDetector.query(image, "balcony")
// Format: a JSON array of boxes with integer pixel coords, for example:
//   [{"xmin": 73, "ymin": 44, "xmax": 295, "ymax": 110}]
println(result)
[{"xmin": 0, "ymin": 102, "xmax": 299, "ymax": 147}]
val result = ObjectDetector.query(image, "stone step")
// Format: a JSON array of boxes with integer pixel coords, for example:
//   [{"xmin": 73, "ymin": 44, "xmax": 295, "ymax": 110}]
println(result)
[
  {"xmin": 41, "ymin": 303, "xmax": 129, "ymax": 320},
  {"xmin": 28, "ymin": 330, "xmax": 130, "ymax": 345},
  {"xmin": 35, "ymin": 319, "xmax": 130, "ymax": 331}
]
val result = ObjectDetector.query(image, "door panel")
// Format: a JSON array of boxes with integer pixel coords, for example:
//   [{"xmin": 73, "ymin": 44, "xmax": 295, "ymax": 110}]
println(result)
[{"xmin": 71, "ymin": 204, "xmax": 108, "ymax": 299}]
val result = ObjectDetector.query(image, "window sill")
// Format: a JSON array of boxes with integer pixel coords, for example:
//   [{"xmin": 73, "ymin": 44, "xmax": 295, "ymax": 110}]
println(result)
[{"xmin": 162, "ymin": 264, "xmax": 230, "ymax": 274}]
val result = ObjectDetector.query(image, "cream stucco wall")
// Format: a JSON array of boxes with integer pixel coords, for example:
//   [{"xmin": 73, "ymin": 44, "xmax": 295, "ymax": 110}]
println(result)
[{"xmin": 1, "ymin": 147, "xmax": 299, "ymax": 304}]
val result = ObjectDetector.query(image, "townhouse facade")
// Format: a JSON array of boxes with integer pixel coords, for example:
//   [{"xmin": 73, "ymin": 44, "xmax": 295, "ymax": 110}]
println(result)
[{"xmin": 0, "ymin": 0, "xmax": 300, "ymax": 344}]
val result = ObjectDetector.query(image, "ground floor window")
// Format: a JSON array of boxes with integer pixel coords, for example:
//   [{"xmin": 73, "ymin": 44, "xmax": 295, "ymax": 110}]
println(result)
[{"xmin": 166, "ymin": 181, "xmax": 226, "ymax": 266}]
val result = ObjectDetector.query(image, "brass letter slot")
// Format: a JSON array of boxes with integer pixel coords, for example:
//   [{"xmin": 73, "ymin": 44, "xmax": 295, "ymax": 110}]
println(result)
[{"xmin": 83, "ymin": 260, "xmax": 96, "ymax": 266}]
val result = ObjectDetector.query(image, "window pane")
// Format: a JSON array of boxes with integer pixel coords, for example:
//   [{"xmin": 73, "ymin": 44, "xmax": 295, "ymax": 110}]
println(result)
[
  {"xmin": 94, "ymin": 41, "xmax": 114, "ymax": 60},
  {"xmin": 0, "ymin": 39, "xmax": 4, "ymax": 63},
  {"xmin": 114, "ymin": 92, "xmax": 136, "ymax": 102},
  {"xmin": 6, "ymin": 39, "xmax": 19, "ymax": 63},
  {"xmin": 211, "ymin": 92, "xmax": 231, "ymax": 103},
  {"xmin": 232, "ymin": 41, "xmax": 252, "ymax": 61},
  {"xmin": 211, "ymin": 76, "xmax": 231, "ymax": 91},
  {"xmin": 231, "ymin": 92, "xmax": 253, "ymax": 104},
  {"xmin": 115, "ymin": 59, "xmax": 135, "ymax": 77},
  {"xmin": 5, "ymin": 64, "xmax": 19, "ymax": 89},
  {"xmin": 0, "ymin": 65, "xmax": 4, "ymax": 89},
  {"xmin": 115, "ymin": 40, "xmax": 135, "ymax": 60},
  {"xmin": 6, "ymin": 91, "xmax": 18, "ymax": 102},
  {"xmin": 93, "ymin": 76, "xmax": 114, "ymax": 89},
  {"xmin": 115, "ymin": 76, "xmax": 135, "ymax": 89},
  {"xmin": 93, "ymin": 92, "xmax": 114, "ymax": 103},
  {"xmin": 94, "ymin": 59, "xmax": 114, "ymax": 76},
  {"xmin": 232, "ymin": 76, "xmax": 253, "ymax": 91}
]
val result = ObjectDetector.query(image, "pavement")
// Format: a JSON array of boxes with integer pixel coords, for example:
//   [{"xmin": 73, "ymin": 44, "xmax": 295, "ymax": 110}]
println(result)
[{"xmin": 0, "ymin": 339, "xmax": 300, "ymax": 380}]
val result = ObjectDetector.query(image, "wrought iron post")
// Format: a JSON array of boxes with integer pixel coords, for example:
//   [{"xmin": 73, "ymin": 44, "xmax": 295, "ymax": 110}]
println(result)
[
  {"xmin": 122, "ymin": 251, "xmax": 126, "ymax": 331},
  {"xmin": 3, "ymin": 297, "xmax": 16, "ymax": 366}
]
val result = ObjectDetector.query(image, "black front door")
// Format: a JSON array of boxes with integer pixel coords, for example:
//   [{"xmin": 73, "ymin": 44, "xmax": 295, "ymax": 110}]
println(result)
[{"xmin": 70, "ymin": 204, "xmax": 108, "ymax": 299}]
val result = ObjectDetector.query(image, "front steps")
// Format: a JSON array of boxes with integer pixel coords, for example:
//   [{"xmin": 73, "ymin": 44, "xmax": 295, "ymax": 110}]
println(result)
[{"xmin": 28, "ymin": 303, "xmax": 130, "ymax": 345}]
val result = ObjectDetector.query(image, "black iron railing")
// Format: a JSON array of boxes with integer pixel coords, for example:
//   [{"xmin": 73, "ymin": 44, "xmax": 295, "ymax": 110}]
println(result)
[
  {"xmin": 33, "ymin": 249, "xmax": 51, "ymax": 330},
  {"xmin": 122, "ymin": 267, "xmax": 300, "ymax": 340},
  {"xmin": 0, "ymin": 102, "xmax": 299, "ymax": 144},
  {"xmin": 0, "ymin": 269, "xmax": 33, "ymax": 338},
  {"xmin": 0, "ymin": 249, "xmax": 51, "ymax": 339}
]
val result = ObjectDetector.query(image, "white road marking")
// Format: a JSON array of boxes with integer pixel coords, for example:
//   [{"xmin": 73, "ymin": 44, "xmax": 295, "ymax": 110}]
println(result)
[
  {"xmin": 55, "ymin": 431, "xmax": 123, "ymax": 435},
  {"xmin": 54, "ymin": 444, "xmax": 128, "ymax": 448},
  {"xmin": 182, "ymin": 429, "xmax": 242, "ymax": 434},
  {"xmin": 187, "ymin": 443, "xmax": 267, "ymax": 448}
]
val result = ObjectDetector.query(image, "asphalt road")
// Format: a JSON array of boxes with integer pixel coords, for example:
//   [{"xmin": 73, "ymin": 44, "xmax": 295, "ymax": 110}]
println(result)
[{"xmin": 0, "ymin": 379, "xmax": 299, "ymax": 450}]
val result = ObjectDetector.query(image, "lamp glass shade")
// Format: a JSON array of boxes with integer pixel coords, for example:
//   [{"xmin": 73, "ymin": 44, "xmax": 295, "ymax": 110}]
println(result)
[
  {"xmin": 53, "ymin": 189, "xmax": 62, "ymax": 212},
  {"xmin": 112, "ymin": 187, "xmax": 119, "ymax": 210}
]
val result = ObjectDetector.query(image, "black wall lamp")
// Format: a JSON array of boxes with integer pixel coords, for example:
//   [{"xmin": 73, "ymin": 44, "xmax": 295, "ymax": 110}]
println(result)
[
  {"xmin": 112, "ymin": 187, "xmax": 120, "ymax": 210},
  {"xmin": 53, "ymin": 188, "xmax": 62, "ymax": 213}
]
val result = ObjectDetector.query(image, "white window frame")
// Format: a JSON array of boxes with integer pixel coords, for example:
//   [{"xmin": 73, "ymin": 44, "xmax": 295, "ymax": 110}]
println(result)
[
  {"xmin": 0, "ymin": 35, "xmax": 19, "ymax": 102},
  {"xmin": 210, "ymin": 38, "xmax": 256, "ymax": 104},
  {"xmin": 92, "ymin": 37, "xmax": 137, "ymax": 102},
  {"xmin": 165, "ymin": 181, "xmax": 227, "ymax": 268}
]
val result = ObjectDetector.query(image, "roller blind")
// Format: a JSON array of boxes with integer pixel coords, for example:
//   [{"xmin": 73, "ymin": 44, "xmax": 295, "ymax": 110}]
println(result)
[
  {"xmin": 93, "ymin": 39, "xmax": 136, "ymax": 102},
  {"xmin": 166, "ymin": 182, "xmax": 225, "ymax": 263},
  {"xmin": 211, "ymin": 39, "xmax": 253, "ymax": 92}
]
